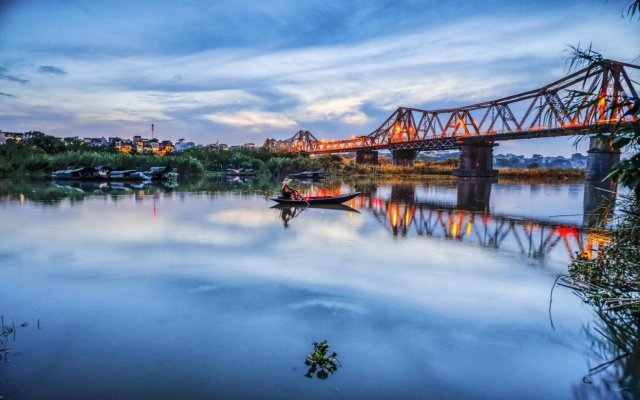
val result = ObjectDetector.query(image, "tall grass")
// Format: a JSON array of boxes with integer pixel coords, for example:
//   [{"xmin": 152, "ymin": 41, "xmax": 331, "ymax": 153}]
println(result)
[{"xmin": 497, "ymin": 168, "xmax": 584, "ymax": 178}]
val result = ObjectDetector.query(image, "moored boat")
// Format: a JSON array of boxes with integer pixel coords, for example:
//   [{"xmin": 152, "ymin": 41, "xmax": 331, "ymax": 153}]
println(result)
[
  {"xmin": 270, "ymin": 192, "xmax": 360, "ymax": 206},
  {"xmin": 108, "ymin": 169, "xmax": 151, "ymax": 181},
  {"xmin": 291, "ymin": 169, "xmax": 326, "ymax": 179},
  {"xmin": 51, "ymin": 166, "xmax": 101, "ymax": 180},
  {"xmin": 145, "ymin": 166, "xmax": 178, "ymax": 181},
  {"xmin": 226, "ymin": 168, "xmax": 255, "ymax": 176}
]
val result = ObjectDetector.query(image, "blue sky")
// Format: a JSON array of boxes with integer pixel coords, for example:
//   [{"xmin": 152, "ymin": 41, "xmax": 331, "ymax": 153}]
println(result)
[{"xmin": 1, "ymin": 0, "xmax": 639, "ymax": 156}]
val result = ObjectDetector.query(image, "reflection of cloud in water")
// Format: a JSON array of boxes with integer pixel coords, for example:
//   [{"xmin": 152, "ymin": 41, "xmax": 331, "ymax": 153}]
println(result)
[
  {"xmin": 208, "ymin": 209, "xmax": 278, "ymax": 228},
  {"xmin": 0, "ymin": 194, "xmax": 582, "ymax": 324},
  {"xmin": 290, "ymin": 298, "xmax": 369, "ymax": 315},
  {"xmin": 186, "ymin": 284, "xmax": 218, "ymax": 294}
]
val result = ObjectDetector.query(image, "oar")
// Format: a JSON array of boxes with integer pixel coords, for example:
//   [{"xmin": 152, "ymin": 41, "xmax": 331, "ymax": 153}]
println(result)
[{"xmin": 294, "ymin": 189, "xmax": 310, "ymax": 206}]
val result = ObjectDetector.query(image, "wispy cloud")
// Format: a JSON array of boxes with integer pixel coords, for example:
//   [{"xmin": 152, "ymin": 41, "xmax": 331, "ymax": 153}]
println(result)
[
  {"xmin": 0, "ymin": 66, "xmax": 28, "ymax": 85},
  {"xmin": 0, "ymin": 92, "xmax": 16, "ymax": 98},
  {"xmin": 37, "ymin": 65, "xmax": 68, "ymax": 76},
  {"xmin": 201, "ymin": 111, "xmax": 297, "ymax": 129}
]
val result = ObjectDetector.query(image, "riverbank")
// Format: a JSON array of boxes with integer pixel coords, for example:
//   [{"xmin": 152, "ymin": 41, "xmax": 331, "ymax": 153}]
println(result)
[
  {"xmin": 1, "ymin": 139, "xmax": 585, "ymax": 180},
  {"xmin": 336, "ymin": 162, "xmax": 584, "ymax": 179}
]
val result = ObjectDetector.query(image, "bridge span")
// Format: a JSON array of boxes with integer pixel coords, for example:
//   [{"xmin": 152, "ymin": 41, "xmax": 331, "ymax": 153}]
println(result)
[{"xmin": 264, "ymin": 60, "xmax": 639, "ymax": 178}]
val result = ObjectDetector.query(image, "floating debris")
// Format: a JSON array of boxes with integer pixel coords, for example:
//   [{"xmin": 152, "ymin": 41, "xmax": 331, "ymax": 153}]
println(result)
[{"xmin": 304, "ymin": 340, "xmax": 341, "ymax": 379}]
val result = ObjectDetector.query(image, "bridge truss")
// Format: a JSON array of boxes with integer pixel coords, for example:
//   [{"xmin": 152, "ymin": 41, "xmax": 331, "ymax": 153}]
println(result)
[{"xmin": 265, "ymin": 60, "xmax": 639, "ymax": 154}]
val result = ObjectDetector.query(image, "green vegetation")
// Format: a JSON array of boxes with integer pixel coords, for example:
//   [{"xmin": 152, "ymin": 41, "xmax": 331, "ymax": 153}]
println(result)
[
  {"xmin": 304, "ymin": 340, "xmax": 341, "ymax": 379},
  {"xmin": 0, "ymin": 138, "xmax": 344, "ymax": 177},
  {"xmin": 1, "ymin": 135, "xmax": 588, "ymax": 180},
  {"xmin": 562, "ymin": 48, "xmax": 640, "ymax": 199},
  {"xmin": 0, "ymin": 139, "xmax": 204, "ymax": 176},
  {"xmin": 556, "ymin": 1, "xmax": 640, "ymax": 389},
  {"xmin": 563, "ymin": 197, "xmax": 640, "ymax": 393}
]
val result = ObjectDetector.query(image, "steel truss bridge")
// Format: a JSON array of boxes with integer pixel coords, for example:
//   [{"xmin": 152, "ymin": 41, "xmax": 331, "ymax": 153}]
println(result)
[
  {"xmin": 347, "ymin": 195, "xmax": 608, "ymax": 261},
  {"xmin": 264, "ymin": 60, "xmax": 639, "ymax": 154}
]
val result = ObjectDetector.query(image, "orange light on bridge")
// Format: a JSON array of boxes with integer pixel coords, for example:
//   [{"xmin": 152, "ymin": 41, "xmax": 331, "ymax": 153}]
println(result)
[{"xmin": 555, "ymin": 226, "xmax": 578, "ymax": 239}]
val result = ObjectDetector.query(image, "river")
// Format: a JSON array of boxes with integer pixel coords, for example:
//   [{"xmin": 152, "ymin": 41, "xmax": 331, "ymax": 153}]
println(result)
[{"xmin": 0, "ymin": 177, "xmax": 623, "ymax": 399}]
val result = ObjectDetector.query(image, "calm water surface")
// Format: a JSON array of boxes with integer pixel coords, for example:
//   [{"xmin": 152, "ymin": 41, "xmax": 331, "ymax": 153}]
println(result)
[{"xmin": 0, "ymin": 177, "xmax": 621, "ymax": 399}]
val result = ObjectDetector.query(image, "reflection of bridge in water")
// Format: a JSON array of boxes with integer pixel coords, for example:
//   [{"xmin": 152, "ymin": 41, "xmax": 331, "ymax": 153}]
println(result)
[{"xmin": 345, "ymin": 179, "xmax": 615, "ymax": 261}]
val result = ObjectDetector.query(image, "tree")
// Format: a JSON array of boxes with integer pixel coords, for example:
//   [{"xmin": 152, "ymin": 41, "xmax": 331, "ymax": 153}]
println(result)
[
  {"xmin": 558, "ymin": 0, "xmax": 639, "ymax": 198},
  {"xmin": 29, "ymin": 135, "xmax": 66, "ymax": 154}
]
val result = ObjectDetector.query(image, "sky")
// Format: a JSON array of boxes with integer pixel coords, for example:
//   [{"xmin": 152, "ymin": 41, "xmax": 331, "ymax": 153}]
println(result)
[{"xmin": 0, "ymin": 0, "xmax": 639, "ymax": 156}]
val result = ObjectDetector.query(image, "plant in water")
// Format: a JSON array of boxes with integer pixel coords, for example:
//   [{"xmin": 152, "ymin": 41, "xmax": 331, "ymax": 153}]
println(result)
[{"xmin": 304, "ymin": 340, "xmax": 341, "ymax": 379}]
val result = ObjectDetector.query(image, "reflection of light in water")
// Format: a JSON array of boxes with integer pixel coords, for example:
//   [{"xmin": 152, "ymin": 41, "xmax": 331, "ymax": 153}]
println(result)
[
  {"xmin": 153, "ymin": 197, "xmax": 157, "ymax": 223},
  {"xmin": 391, "ymin": 205, "xmax": 398, "ymax": 229},
  {"xmin": 451, "ymin": 222, "xmax": 459, "ymax": 238},
  {"xmin": 356, "ymin": 195, "xmax": 611, "ymax": 261},
  {"xmin": 404, "ymin": 208, "xmax": 410, "ymax": 230}
]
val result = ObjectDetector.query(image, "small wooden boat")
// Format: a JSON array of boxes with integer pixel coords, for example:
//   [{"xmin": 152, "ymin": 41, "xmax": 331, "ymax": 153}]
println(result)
[
  {"xmin": 271, "ymin": 192, "xmax": 360, "ymax": 205},
  {"xmin": 291, "ymin": 169, "xmax": 326, "ymax": 179},
  {"xmin": 271, "ymin": 204, "xmax": 360, "ymax": 213},
  {"xmin": 51, "ymin": 166, "xmax": 101, "ymax": 180}
]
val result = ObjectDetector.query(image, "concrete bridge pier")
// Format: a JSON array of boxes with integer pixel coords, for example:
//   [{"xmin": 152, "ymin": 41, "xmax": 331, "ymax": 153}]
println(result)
[
  {"xmin": 456, "ymin": 177, "xmax": 494, "ymax": 212},
  {"xmin": 355, "ymin": 149, "xmax": 379, "ymax": 165},
  {"xmin": 391, "ymin": 149, "xmax": 418, "ymax": 166},
  {"xmin": 585, "ymin": 137, "xmax": 621, "ymax": 181},
  {"xmin": 390, "ymin": 183, "xmax": 416, "ymax": 204},
  {"xmin": 453, "ymin": 141, "xmax": 498, "ymax": 178}
]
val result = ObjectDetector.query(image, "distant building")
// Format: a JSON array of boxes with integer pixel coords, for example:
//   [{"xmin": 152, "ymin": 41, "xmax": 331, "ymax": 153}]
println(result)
[
  {"xmin": 206, "ymin": 143, "xmax": 228, "ymax": 151},
  {"xmin": 158, "ymin": 140, "xmax": 174, "ymax": 155},
  {"xmin": 1, "ymin": 131, "xmax": 25, "ymax": 143},
  {"xmin": 83, "ymin": 137, "xmax": 108, "ymax": 147},
  {"xmin": 243, "ymin": 142, "xmax": 256, "ymax": 149},
  {"xmin": 24, "ymin": 131, "xmax": 45, "ymax": 139},
  {"xmin": 175, "ymin": 138, "xmax": 195, "ymax": 152},
  {"xmin": 117, "ymin": 140, "xmax": 133, "ymax": 153}
]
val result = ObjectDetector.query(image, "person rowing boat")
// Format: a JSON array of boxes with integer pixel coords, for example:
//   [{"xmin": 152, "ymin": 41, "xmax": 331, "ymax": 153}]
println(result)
[{"xmin": 281, "ymin": 178, "xmax": 303, "ymax": 200}]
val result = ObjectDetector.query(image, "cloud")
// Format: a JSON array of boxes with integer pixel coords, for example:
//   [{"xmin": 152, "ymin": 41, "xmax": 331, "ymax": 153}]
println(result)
[
  {"xmin": 201, "ymin": 110, "xmax": 297, "ymax": 129},
  {"xmin": 37, "ymin": 65, "xmax": 68, "ymax": 76},
  {"xmin": 0, "ymin": 92, "xmax": 16, "ymax": 98},
  {"xmin": 0, "ymin": 66, "xmax": 28, "ymax": 84},
  {"xmin": 0, "ymin": 2, "xmax": 638, "ymax": 151}
]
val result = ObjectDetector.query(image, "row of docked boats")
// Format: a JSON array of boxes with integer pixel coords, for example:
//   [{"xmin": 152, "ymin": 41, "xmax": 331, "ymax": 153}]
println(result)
[{"xmin": 51, "ymin": 166, "xmax": 178, "ymax": 182}]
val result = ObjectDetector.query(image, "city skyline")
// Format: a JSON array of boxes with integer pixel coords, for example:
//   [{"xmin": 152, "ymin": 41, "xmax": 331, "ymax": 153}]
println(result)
[{"xmin": 1, "ymin": 0, "xmax": 639, "ymax": 156}]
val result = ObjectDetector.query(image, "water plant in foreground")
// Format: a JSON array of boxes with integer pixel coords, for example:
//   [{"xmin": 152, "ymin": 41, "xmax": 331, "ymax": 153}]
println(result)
[{"xmin": 304, "ymin": 340, "xmax": 341, "ymax": 379}]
